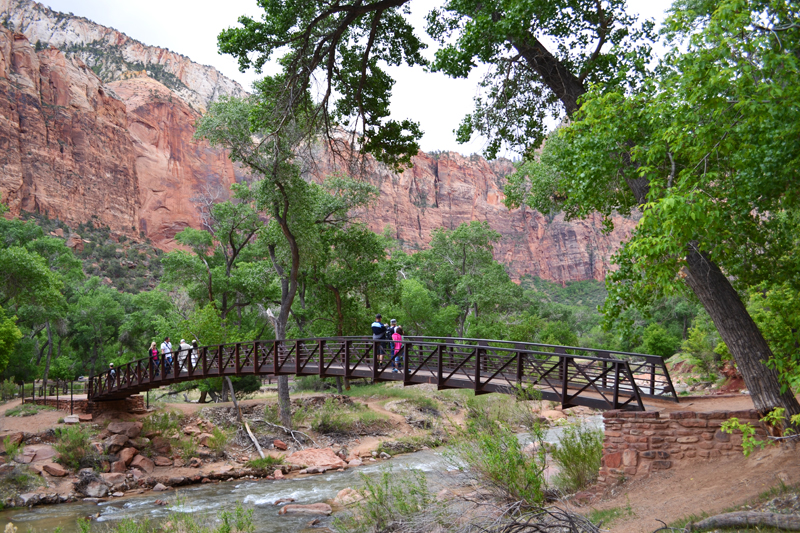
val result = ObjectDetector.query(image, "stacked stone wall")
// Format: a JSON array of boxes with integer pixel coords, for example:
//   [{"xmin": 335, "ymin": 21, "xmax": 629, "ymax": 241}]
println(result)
[
  {"xmin": 598, "ymin": 409, "xmax": 765, "ymax": 489},
  {"xmin": 24, "ymin": 395, "xmax": 145, "ymax": 414}
]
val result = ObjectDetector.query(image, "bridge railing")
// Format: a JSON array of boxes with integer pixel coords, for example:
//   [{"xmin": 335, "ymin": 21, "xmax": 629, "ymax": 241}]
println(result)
[{"xmin": 88, "ymin": 336, "xmax": 678, "ymax": 410}]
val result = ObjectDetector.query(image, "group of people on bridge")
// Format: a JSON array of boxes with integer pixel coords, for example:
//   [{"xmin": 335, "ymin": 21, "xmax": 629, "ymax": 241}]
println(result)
[
  {"xmin": 106, "ymin": 336, "xmax": 199, "ymax": 385},
  {"xmin": 371, "ymin": 314, "xmax": 405, "ymax": 372}
]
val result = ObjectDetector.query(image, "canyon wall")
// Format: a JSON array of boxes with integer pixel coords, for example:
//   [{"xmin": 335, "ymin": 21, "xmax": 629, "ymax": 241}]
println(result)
[{"xmin": 0, "ymin": 5, "xmax": 637, "ymax": 283}]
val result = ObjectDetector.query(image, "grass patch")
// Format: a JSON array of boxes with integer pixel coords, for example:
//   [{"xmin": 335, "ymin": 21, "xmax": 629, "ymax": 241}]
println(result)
[
  {"xmin": 53, "ymin": 425, "xmax": 94, "ymax": 471},
  {"xmin": 177, "ymin": 438, "xmax": 198, "ymax": 460},
  {"xmin": 586, "ymin": 506, "xmax": 633, "ymax": 528},
  {"xmin": 0, "ymin": 465, "xmax": 44, "ymax": 504},
  {"xmin": 311, "ymin": 398, "xmax": 390, "ymax": 434},
  {"xmin": 406, "ymin": 396, "xmax": 439, "ymax": 414},
  {"xmin": 142, "ymin": 410, "xmax": 183, "ymax": 436},
  {"xmin": 246, "ymin": 456, "xmax": 284, "ymax": 470},
  {"xmin": 5, "ymin": 403, "xmax": 53, "ymax": 417},
  {"xmin": 3, "ymin": 436, "xmax": 23, "ymax": 462},
  {"xmin": 342, "ymin": 382, "xmax": 427, "ymax": 401},
  {"xmin": 377, "ymin": 433, "xmax": 447, "ymax": 456},
  {"xmin": 550, "ymin": 421, "xmax": 604, "ymax": 493},
  {"xmin": 205, "ymin": 427, "xmax": 230, "ymax": 455}
]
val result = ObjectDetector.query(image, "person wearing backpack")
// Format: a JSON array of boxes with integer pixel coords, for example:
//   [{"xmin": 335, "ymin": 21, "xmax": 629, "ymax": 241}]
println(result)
[{"xmin": 371, "ymin": 314, "xmax": 390, "ymax": 363}]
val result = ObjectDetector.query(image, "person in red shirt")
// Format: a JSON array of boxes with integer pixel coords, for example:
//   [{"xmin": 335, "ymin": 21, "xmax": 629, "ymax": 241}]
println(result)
[{"xmin": 392, "ymin": 326, "xmax": 405, "ymax": 373}]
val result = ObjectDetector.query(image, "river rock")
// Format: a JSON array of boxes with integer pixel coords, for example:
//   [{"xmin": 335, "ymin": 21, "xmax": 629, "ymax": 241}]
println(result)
[
  {"xmin": 153, "ymin": 483, "xmax": 168, "ymax": 491},
  {"xmin": 84, "ymin": 481, "xmax": 109, "ymax": 498},
  {"xmin": 188, "ymin": 457, "xmax": 202, "ymax": 468},
  {"xmin": 43, "ymin": 463, "xmax": 68, "ymax": 477},
  {"xmin": 196, "ymin": 433, "xmax": 213, "ymax": 446},
  {"xmin": 119, "ymin": 447, "xmax": 137, "ymax": 466},
  {"xmin": 153, "ymin": 456, "xmax": 173, "ymax": 467},
  {"xmin": 151, "ymin": 437, "xmax": 171, "ymax": 455},
  {"xmin": 107, "ymin": 422, "xmax": 143, "ymax": 438},
  {"xmin": 348, "ymin": 459, "xmax": 363, "ymax": 467},
  {"xmin": 103, "ymin": 434, "xmax": 129, "ymax": 454},
  {"xmin": 278, "ymin": 503, "xmax": 332, "ymax": 516},
  {"xmin": 130, "ymin": 455, "xmax": 155, "ymax": 474},
  {"xmin": 274, "ymin": 469, "xmax": 284, "ymax": 480},
  {"xmin": 4, "ymin": 432, "xmax": 24, "ymax": 447},
  {"xmin": 112, "ymin": 492, "xmax": 124, "ymax": 497},
  {"xmin": 286, "ymin": 448, "xmax": 346, "ymax": 469},
  {"xmin": 110, "ymin": 460, "xmax": 126, "ymax": 473},
  {"xmin": 168, "ymin": 476, "xmax": 186, "ymax": 486},
  {"xmin": 101, "ymin": 473, "xmax": 126, "ymax": 485},
  {"xmin": 332, "ymin": 487, "xmax": 363, "ymax": 506},
  {"xmin": 173, "ymin": 458, "xmax": 185, "ymax": 467},
  {"xmin": 273, "ymin": 439, "xmax": 288, "ymax": 450},
  {"xmin": 129, "ymin": 437, "xmax": 151, "ymax": 449}
]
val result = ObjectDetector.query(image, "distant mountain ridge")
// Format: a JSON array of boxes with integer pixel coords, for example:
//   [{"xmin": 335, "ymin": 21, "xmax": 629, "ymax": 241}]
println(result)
[
  {"xmin": 0, "ymin": 2, "xmax": 636, "ymax": 284},
  {"xmin": 0, "ymin": 0, "xmax": 246, "ymax": 111}
]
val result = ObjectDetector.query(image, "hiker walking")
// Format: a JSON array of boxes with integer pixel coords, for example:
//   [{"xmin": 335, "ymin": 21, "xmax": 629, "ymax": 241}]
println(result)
[
  {"xmin": 107, "ymin": 363, "xmax": 116, "ymax": 387},
  {"xmin": 392, "ymin": 326, "xmax": 405, "ymax": 372}
]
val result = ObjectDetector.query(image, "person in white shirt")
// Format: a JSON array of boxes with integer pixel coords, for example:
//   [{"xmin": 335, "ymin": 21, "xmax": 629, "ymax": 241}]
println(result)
[
  {"xmin": 178, "ymin": 339, "xmax": 192, "ymax": 371},
  {"xmin": 160, "ymin": 336, "xmax": 172, "ymax": 374}
]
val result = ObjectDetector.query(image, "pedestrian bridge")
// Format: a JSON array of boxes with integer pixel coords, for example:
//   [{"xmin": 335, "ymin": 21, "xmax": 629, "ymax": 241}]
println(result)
[{"xmin": 88, "ymin": 336, "xmax": 679, "ymax": 411}]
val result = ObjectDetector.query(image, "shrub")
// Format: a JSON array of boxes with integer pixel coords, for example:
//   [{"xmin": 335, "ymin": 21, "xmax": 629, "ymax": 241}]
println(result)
[
  {"xmin": 246, "ymin": 456, "xmax": 284, "ymax": 470},
  {"xmin": 178, "ymin": 438, "xmax": 198, "ymax": 460},
  {"xmin": 3, "ymin": 436, "xmax": 23, "ymax": 462},
  {"xmin": 293, "ymin": 375, "xmax": 334, "ymax": 392},
  {"xmin": 334, "ymin": 469, "xmax": 446, "ymax": 533},
  {"xmin": 94, "ymin": 501, "xmax": 254, "ymax": 533},
  {"xmin": 142, "ymin": 410, "xmax": 182, "ymax": 436},
  {"xmin": 550, "ymin": 422, "xmax": 604, "ymax": 493},
  {"xmin": 264, "ymin": 403, "xmax": 280, "ymax": 425},
  {"xmin": 406, "ymin": 396, "xmax": 439, "ymax": 415},
  {"xmin": 206, "ymin": 427, "xmax": 230, "ymax": 455},
  {"xmin": 312, "ymin": 398, "xmax": 351, "ymax": 434},
  {"xmin": 53, "ymin": 425, "xmax": 94, "ymax": 471},
  {"xmin": 445, "ymin": 398, "xmax": 547, "ymax": 507}
]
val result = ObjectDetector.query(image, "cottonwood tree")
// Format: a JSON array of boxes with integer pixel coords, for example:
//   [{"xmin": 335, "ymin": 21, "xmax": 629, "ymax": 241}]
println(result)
[
  {"xmin": 196, "ymin": 78, "xmax": 381, "ymax": 426},
  {"xmin": 217, "ymin": 0, "xmax": 800, "ymax": 420},
  {"xmin": 506, "ymin": 0, "xmax": 800, "ymax": 420}
]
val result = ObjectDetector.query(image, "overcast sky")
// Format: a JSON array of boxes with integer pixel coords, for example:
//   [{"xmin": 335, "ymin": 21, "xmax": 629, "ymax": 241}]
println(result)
[{"xmin": 40, "ymin": 0, "xmax": 673, "ymax": 157}]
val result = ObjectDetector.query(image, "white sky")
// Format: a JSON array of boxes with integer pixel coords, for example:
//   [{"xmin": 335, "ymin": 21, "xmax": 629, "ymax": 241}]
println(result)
[{"xmin": 40, "ymin": 0, "xmax": 673, "ymax": 157}]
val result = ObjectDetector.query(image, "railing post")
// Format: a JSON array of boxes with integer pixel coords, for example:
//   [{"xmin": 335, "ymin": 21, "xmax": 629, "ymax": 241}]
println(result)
[
  {"xmin": 218, "ymin": 346, "xmax": 224, "ymax": 376},
  {"xmin": 295, "ymin": 340, "xmax": 301, "ymax": 376},
  {"xmin": 561, "ymin": 355, "xmax": 570, "ymax": 408},
  {"xmin": 319, "ymin": 340, "xmax": 326, "ymax": 377},
  {"xmin": 372, "ymin": 341, "xmax": 379, "ymax": 382},
  {"xmin": 403, "ymin": 342, "xmax": 410, "ymax": 383},
  {"xmin": 436, "ymin": 345, "xmax": 444, "ymax": 389},
  {"xmin": 650, "ymin": 363, "xmax": 656, "ymax": 395},
  {"xmin": 235, "ymin": 343, "xmax": 241, "ymax": 375},
  {"xmin": 613, "ymin": 362, "xmax": 621, "ymax": 409},
  {"xmin": 516, "ymin": 350, "xmax": 524, "ymax": 389},
  {"xmin": 70, "ymin": 381, "xmax": 73, "ymax": 415},
  {"xmin": 475, "ymin": 348, "xmax": 482, "ymax": 393},
  {"xmin": 344, "ymin": 340, "xmax": 351, "ymax": 380},
  {"xmin": 253, "ymin": 342, "xmax": 259, "ymax": 375},
  {"xmin": 56, "ymin": 381, "xmax": 59, "ymax": 409},
  {"xmin": 202, "ymin": 347, "xmax": 208, "ymax": 374}
]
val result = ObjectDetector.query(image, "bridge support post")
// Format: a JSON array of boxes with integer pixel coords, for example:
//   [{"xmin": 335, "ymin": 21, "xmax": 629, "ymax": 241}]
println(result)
[
  {"xmin": 235, "ymin": 343, "xmax": 241, "ymax": 374},
  {"xmin": 344, "ymin": 341, "xmax": 351, "ymax": 380},
  {"xmin": 318, "ymin": 340, "xmax": 326, "ymax": 378},
  {"xmin": 253, "ymin": 342, "xmax": 259, "ymax": 375},
  {"xmin": 516, "ymin": 351, "xmax": 523, "ymax": 389},
  {"xmin": 218, "ymin": 346, "xmax": 224, "ymax": 376},
  {"xmin": 613, "ymin": 362, "xmax": 621, "ymax": 409},
  {"xmin": 561, "ymin": 356, "xmax": 570, "ymax": 408},
  {"xmin": 474, "ymin": 348, "xmax": 482, "ymax": 394},
  {"xmin": 436, "ymin": 345, "xmax": 444, "ymax": 390}
]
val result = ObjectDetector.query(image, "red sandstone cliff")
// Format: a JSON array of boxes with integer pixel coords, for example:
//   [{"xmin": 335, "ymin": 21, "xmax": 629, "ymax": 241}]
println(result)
[{"xmin": 0, "ymin": 19, "xmax": 636, "ymax": 283}]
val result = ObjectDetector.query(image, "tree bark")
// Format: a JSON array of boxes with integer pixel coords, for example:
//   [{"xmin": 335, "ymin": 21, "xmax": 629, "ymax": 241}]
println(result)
[
  {"xmin": 683, "ymin": 248, "xmax": 800, "ymax": 420},
  {"xmin": 42, "ymin": 321, "xmax": 53, "ymax": 394},
  {"xmin": 686, "ymin": 511, "xmax": 800, "ymax": 532},
  {"xmin": 225, "ymin": 377, "xmax": 242, "ymax": 422}
]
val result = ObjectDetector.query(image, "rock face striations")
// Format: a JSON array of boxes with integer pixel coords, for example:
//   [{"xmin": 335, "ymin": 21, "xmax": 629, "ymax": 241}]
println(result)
[
  {"xmin": 1, "ymin": 0, "xmax": 246, "ymax": 112},
  {"xmin": 0, "ymin": 4, "xmax": 637, "ymax": 283}
]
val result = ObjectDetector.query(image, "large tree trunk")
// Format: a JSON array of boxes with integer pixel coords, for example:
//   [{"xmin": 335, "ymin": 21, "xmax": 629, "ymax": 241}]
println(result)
[
  {"xmin": 42, "ymin": 321, "xmax": 53, "ymax": 394},
  {"xmin": 274, "ymin": 314, "xmax": 292, "ymax": 429},
  {"xmin": 684, "ymin": 249, "xmax": 800, "ymax": 421}
]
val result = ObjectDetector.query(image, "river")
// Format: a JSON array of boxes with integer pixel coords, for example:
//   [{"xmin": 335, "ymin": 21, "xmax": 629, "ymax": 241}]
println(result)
[{"xmin": 0, "ymin": 417, "xmax": 602, "ymax": 533}]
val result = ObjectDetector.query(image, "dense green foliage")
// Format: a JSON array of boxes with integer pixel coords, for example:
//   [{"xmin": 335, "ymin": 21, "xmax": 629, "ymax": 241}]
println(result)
[{"xmin": 550, "ymin": 422, "xmax": 604, "ymax": 493}]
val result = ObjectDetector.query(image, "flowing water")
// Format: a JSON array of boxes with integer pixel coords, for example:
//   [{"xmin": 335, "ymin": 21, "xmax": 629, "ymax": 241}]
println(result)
[{"xmin": 0, "ymin": 417, "xmax": 602, "ymax": 533}]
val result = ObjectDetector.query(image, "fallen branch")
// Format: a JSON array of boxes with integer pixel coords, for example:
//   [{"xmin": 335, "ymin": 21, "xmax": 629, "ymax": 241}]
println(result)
[
  {"xmin": 685, "ymin": 511, "xmax": 800, "ymax": 532},
  {"xmin": 249, "ymin": 418, "xmax": 318, "ymax": 449},
  {"xmin": 244, "ymin": 420, "xmax": 265, "ymax": 459}
]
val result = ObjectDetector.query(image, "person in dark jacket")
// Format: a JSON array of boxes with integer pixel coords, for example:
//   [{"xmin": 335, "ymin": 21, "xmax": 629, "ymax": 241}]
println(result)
[{"xmin": 371, "ymin": 314, "xmax": 390, "ymax": 363}]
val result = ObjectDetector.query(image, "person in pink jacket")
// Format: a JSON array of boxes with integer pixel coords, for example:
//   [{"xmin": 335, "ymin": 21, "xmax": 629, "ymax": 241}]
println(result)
[{"xmin": 392, "ymin": 326, "xmax": 405, "ymax": 373}]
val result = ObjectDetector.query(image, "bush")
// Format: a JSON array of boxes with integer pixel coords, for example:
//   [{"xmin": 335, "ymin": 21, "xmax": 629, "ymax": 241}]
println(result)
[
  {"xmin": 178, "ymin": 438, "xmax": 198, "ymax": 460},
  {"xmin": 53, "ymin": 425, "xmax": 94, "ymax": 471},
  {"xmin": 445, "ymin": 399, "xmax": 547, "ymax": 507},
  {"xmin": 246, "ymin": 456, "xmax": 284, "ymax": 470},
  {"xmin": 550, "ymin": 422, "xmax": 604, "ymax": 493},
  {"xmin": 293, "ymin": 375, "xmax": 335, "ymax": 392},
  {"xmin": 89, "ymin": 501, "xmax": 254, "ymax": 533},
  {"xmin": 3, "ymin": 436, "xmax": 23, "ymax": 462},
  {"xmin": 142, "ymin": 410, "xmax": 182, "ymax": 436},
  {"xmin": 334, "ymin": 469, "xmax": 446, "ymax": 533},
  {"xmin": 312, "ymin": 398, "xmax": 351, "ymax": 434},
  {"xmin": 264, "ymin": 403, "xmax": 280, "ymax": 425},
  {"xmin": 206, "ymin": 427, "xmax": 230, "ymax": 455}
]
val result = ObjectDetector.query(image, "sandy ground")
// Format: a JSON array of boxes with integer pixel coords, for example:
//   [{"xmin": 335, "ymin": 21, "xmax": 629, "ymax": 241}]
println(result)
[{"xmin": 570, "ymin": 442, "xmax": 800, "ymax": 532}]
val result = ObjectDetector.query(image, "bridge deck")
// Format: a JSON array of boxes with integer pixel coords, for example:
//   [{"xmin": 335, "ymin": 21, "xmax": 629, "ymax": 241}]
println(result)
[{"xmin": 89, "ymin": 337, "xmax": 679, "ymax": 411}]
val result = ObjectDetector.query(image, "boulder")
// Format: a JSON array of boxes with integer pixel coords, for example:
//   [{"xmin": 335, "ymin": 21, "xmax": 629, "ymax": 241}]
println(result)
[
  {"xmin": 183, "ymin": 426, "xmax": 201, "ymax": 436},
  {"xmin": 278, "ymin": 503, "xmax": 332, "ymax": 516},
  {"xmin": 101, "ymin": 473, "xmax": 126, "ymax": 485},
  {"xmin": 85, "ymin": 481, "xmax": 109, "ymax": 498},
  {"xmin": 119, "ymin": 447, "xmax": 138, "ymax": 466},
  {"xmin": 187, "ymin": 457, "xmax": 202, "ymax": 468},
  {"xmin": 103, "ymin": 434, "xmax": 130, "ymax": 454},
  {"xmin": 273, "ymin": 439, "xmax": 288, "ymax": 451},
  {"xmin": 173, "ymin": 458, "xmax": 185, "ymax": 468},
  {"xmin": 43, "ymin": 463, "xmax": 68, "ymax": 477},
  {"xmin": 151, "ymin": 437, "xmax": 171, "ymax": 455},
  {"xmin": 348, "ymin": 459, "xmax": 363, "ymax": 467},
  {"xmin": 130, "ymin": 455, "xmax": 155, "ymax": 474},
  {"xmin": 332, "ymin": 487, "xmax": 364, "ymax": 507},
  {"xmin": 28, "ymin": 445, "xmax": 58, "ymax": 463},
  {"xmin": 63, "ymin": 415, "xmax": 80, "ymax": 425},
  {"xmin": 153, "ymin": 483, "xmax": 168, "ymax": 492},
  {"xmin": 78, "ymin": 414, "xmax": 93, "ymax": 422},
  {"xmin": 107, "ymin": 422, "xmax": 143, "ymax": 438},
  {"xmin": 110, "ymin": 460, "xmax": 126, "ymax": 473},
  {"xmin": 4, "ymin": 432, "xmax": 24, "ymax": 447},
  {"xmin": 153, "ymin": 456, "xmax": 173, "ymax": 467},
  {"xmin": 274, "ymin": 469, "xmax": 284, "ymax": 480},
  {"xmin": 196, "ymin": 433, "xmax": 213, "ymax": 446},
  {"xmin": 74, "ymin": 471, "xmax": 110, "ymax": 498},
  {"xmin": 128, "ymin": 437, "xmax": 151, "ymax": 450},
  {"xmin": 285, "ymin": 448, "xmax": 346, "ymax": 470},
  {"xmin": 168, "ymin": 476, "xmax": 186, "ymax": 486}
]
